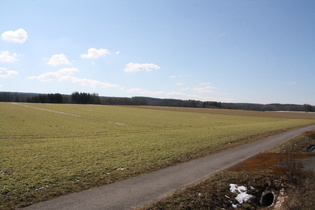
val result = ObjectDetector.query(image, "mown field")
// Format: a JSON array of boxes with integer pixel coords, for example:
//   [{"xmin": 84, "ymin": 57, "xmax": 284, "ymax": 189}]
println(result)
[{"xmin": 1, "ymin": 102, "xmax": 315, "ymax": 208}]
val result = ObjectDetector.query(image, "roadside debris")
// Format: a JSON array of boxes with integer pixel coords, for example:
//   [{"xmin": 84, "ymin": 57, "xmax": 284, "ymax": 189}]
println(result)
[{"xmin": 229, "ymin": 184, "xmax": 253, "ymax": 208}]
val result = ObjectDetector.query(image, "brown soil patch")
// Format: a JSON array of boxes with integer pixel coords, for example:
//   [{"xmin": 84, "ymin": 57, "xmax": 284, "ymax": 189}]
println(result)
[{"xmin": 229, "ymin": 153, "xmax": 311, "ymax": 173}]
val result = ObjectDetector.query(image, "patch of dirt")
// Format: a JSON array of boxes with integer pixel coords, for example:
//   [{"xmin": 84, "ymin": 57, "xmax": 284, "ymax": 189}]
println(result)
[{"xmin": 229, "ymin": 152, "xmax": 312, "ymax": 173}]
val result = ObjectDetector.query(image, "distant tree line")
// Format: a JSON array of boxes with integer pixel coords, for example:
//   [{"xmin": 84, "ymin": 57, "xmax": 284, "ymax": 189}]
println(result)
[
  {"xmin": 25, "ymin": 92, "xmax": 101, "ymax": 104},
  {"xmin": 101, "ymin": 96, "xmax": 202, "ymax": 107},
  {"xmin": 27, "ymin": 93, "xmax": 63, "ymax": 103},
  {"xmin": 70, "ymin": 92, "xmax": 100, "ymax": 104},
  {"xmin": 0, "ymin": 92, "xmax": 38, "ymax": 102},
  {"xmin": 203, "ymin": 101, "xmax": 222, "ymax": 108},
  {"xmin": 220, "ymin": 102, "xmax": 314, "ymax": 112},
  {"xmin": 100, "ymin": 96, "xmax": 148, "ymax": 105},
  {"xmin": 1, "ymin": 91, "xmax": 314, "ymax": 112}
]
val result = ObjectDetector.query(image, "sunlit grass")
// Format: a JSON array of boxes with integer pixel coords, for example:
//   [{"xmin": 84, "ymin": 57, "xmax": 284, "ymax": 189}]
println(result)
[{"xmin": 1, "ymin": 102, "xmax": 314, "ymax": 208}]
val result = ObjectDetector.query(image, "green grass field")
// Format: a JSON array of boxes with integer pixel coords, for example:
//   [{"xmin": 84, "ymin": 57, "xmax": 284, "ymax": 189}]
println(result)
[{"xmin": 1, "ymin": 102, "xmax": 315, "ymax": 208}]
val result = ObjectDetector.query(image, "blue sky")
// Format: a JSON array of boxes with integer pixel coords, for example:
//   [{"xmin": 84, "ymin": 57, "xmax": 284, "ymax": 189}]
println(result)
[{"xmin": 1, "ymin": 0, "xmax": 314, "ymax": 105}]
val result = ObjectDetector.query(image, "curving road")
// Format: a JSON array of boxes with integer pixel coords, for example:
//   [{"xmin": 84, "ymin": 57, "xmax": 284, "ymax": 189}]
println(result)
[{"xmin": 24, "ymin": 124, "xmax": 315, "ymax": 210}]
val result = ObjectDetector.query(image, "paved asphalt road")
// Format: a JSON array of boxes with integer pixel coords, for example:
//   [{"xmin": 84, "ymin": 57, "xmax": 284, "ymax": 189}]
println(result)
[{"xmin": 24, "ymin": 124, "xmax": 315, "ymax": 210}]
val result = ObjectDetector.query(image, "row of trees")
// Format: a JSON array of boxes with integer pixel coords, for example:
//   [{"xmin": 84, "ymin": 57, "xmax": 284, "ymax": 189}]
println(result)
[
  {"xmin": 26, "ymin": 92, "xmax": 101, "ymax": 104},
  {"xmin": 101, "ymin": 97, "xmax": 315, "ymax": 112},
  {"xmin": 101, "ymin": 97, "xmax": 148, "ymax": 105},
  {"xmin": 101, "ymin": 96, "xmax": 203, "ymax": 107},
  {"xmin": 71, "ymin": 92, "xmax": 100, "ymax": 104},
  {"xmin": 27, "ymin": 93, "xmax": 63, "ymax": 103},
  {"xmin": 1, "ymin": 91, "xmax": 314, "ymax": 112},
  {"xmin": 220, "ymin": 102, "xmax": 314, "ymax": 112},
  {"xmin": 203, "ymin": 101, "xmax": 222, "ymax": 108},
  {"xmin": 0, "ymin": 92, "xmax": 37, "ymax": 102}
]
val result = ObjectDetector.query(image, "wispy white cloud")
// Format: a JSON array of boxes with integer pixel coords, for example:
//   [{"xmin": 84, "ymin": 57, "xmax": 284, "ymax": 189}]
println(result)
[
  {"xmin": 47, "ymin": 54, "xmax": 71, "ymax": 66},
  {"xmin": 200, "ymin": 82, "xmax": 211, "ymax": 86},
  {"xmin": 29, "ymin": 71, "xmax": 60, "ymax": 82},
  {"xmin": 193, "ymin": 82, "xmax": 218, "ymax": 94},
  {"xmin": 0, "ymin": 51, "xmax": 18, "ymax": 62},
  {"xmin": 81, "ymin": 48, "xmax": 111, "ymax": 59},
  {"xmin": 1, "ymin": 28, "xmax": 28, "ymax": 43},
  {"xmin": 193, "ymin": 86, "xmax": 217, "ymax": 94},
  {"xmin": 28, "ymin": 68, "xmax": 78, "ymax": 82},
  {"xmin": 29, "ymin": 68, "xmax": 119, "ymax": 88},
  {"xmin": 0, "ymin": 67, "xmax": 18, "ymax": 78},
  {"xmin": 213, "ymin": 32, "xmax": 225, "ymax": 41},
  {"xmin": 170, "ymin": 75, "xmax": 190, "ymax": 79},
  {"xmin": 124, "ymin": 63, "xmax": 160, "ymax": 72},
  {"xmin": 70, "ymin": 77, "xmax": 119, "ymax": 88},
  {"xmin": 176, "ymin": 82, "xmax": 183, "ymax": 86},
  {"xmin": 57, "ymin": 67, "xmax": 78, "ymax": 75}
]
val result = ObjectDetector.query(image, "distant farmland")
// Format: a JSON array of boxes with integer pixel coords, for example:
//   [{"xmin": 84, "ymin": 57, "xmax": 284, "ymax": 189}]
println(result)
[{"xmin": 1, "ymin": 102, "xmax": 315, "ymax": 208}]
